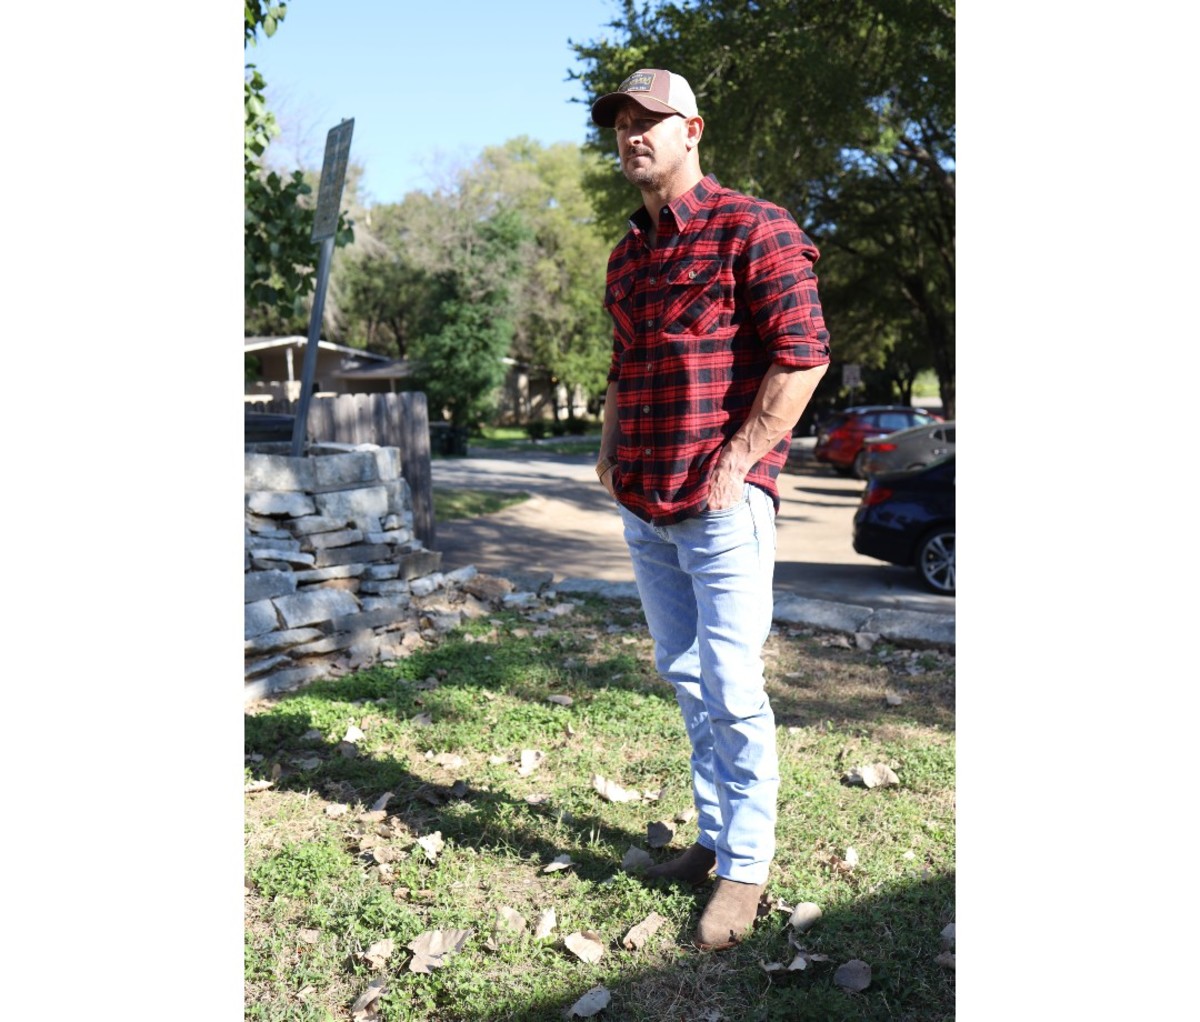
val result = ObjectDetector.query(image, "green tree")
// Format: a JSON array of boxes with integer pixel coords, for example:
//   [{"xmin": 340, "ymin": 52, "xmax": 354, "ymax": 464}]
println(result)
[
  {"xmin": 571, "ymin": 0, "xmax": 955, "ymax": 416},
  {"xmin": 244, "ymin": 2, "xmax": 353, "ymax": 333},
  {"xmin": 410, "ymin": 207, "xmax": 532, "ymax": 428},
  {"xmin": 327, "ymin": 193, "xmax": 448, "ymax": 357},
  {"xmin": 470, "ymin": 139, "xmax": 614, "ymax": 415}
]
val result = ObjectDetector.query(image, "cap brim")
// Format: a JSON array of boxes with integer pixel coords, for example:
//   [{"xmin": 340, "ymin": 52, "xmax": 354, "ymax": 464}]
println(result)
[{"xmin": 591, "ymin": 92, "xmax": 679, "ymax": 128}]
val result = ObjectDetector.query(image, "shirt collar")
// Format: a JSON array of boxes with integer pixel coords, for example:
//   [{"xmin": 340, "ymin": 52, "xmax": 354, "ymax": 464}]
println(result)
[{"xmin": 627, "ymin": 173, "xmax": 723, "ymax": 235}]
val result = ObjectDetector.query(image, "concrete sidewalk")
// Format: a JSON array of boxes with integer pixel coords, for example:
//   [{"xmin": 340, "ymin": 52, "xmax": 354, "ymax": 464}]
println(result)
[{"xmin": 430, "ymin": 446, "xmax": 954, "ymax": 650}]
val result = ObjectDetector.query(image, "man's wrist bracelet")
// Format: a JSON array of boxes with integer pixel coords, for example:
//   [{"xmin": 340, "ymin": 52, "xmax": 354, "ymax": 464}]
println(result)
[{"xmin": 596, "ymin": 456, "xmax": 618, "ymax": 479}]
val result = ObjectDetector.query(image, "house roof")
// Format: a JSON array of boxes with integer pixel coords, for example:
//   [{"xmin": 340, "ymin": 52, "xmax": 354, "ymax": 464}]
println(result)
[
  {"xmin": 243, "ymin": 336, "xmax": 392, "ymax": 363},
  {"xmin": 333, "ymin": 359, "xmax": 417, "ymax": 381}
]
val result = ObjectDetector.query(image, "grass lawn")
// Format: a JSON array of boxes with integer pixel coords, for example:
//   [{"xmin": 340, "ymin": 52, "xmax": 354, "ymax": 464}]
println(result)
[
  {"xmin": 458, "ymin": 425, "xmax": 603, "ymax": 458},
  {"xmin": 245, "ymin": 594, "xmax": 955, "ymax": 1021},
  {"xmin": 433, "ymin": 489, "xmax": 531, "ymax": 521}
]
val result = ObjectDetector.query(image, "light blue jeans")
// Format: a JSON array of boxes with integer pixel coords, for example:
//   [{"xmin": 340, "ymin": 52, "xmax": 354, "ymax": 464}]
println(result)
[{"xmin": 618, "ymin": 483, "xmax": 778, "ymax": 884}]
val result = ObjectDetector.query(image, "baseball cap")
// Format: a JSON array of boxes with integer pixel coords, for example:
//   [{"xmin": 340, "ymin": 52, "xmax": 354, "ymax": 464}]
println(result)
[{"xmin": 591, "ymin": 68, "xmax": 699, "ymax": 128}]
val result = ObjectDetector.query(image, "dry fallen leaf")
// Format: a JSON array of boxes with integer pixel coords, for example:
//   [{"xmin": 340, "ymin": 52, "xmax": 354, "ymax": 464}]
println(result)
[
  {"xmin": 543, "ymin": 854, "xmax": 574, "ymax": 873},
  {"xmin": 412, "ymin": 712, "xmax": 433, "ymax": 727},
  {"xmin": 350, "ymin": 976, "xmax": 387, "ymax": 1015},
  {"xmin": 843, "ymin": 763, "xmax": 900, "ymax": 788},
  {"xmin": 843, "ymin": 847, "xmax": 859, "ymax": 868},
  {"xmin": 592, "ymin": 774, "xmax": 641, "ymax": 803},
  {"xmin": 675, "ymin": 806, "xmax": 697, "ymax": 824},
  {"xmin": 885, "ymin": 689, "xmax": 904, "ymax": 706},
  {"xmin": 517, "ymin": 749, "xmax": 545, "ymax": 776},
  {"xmin": 486, "ymin": 906, "xmax": 527, "ymax": 949},
  {"xmin": 647, "ymin": 821, "xmax": 674, "ymax": 849},
  {"xmin": 820, "ymin": 851, "xmax": 856, "ymax": 875},
  {"xmin": 417, "ymin": 831, "xmax": 444, "ymax": 862},
  {"xmin": 564, "ymin": 930, "xmax": 606, "ymax": 964},
  {"xmin": 407, "ymin": 928, "xmax": 473, "ymax": 974},
  {"xmin": 788, "ymin": 902, "xmax": 822, "ymax": 931},
  {"xmin": 428, "ymin": 752, "xmax": 465, "ymax": 769},
  {"xmin": 941, "ymin": 922, "xmax": 956, "ymax": 947},
  {"xmin": 533, "ymin": 908, "xmax": 557, "ymax": 940},
  {"xmin": 621, "ymin": 846, "xmax": 654, "ymax": 872},
  {"xmin": 324, "ymin": 803, "xmax": 349, "ymax": 818},
  {"xmin": 547, "ymin": 694, "xmax": 574, "ymax": 707},
  {"xmin": 622, "ymin": 912, "xmax": 667, "ymax": 950},
  {"xmin": 833, "ymin": 959, "xmax": 872, "ymax": 992},
  {"xmin": 357, "ymin": 938, "xmax": 394, "ymax": 970},
  {"xmin": 343, "ymin": 725, "xmax": 366, "ymax": 743},
  {"xmin": 569, "ymin": 984, "xmax": 611, "ymax": 1018},
  {"xmin": 935, "ymin": 951, "xmax": 956, "ymax": 970},
  {"xmin": 244, "ymin": 779, "xmax": 274, "ymax": 793},
  {"xmin": 298, "ymin": 928, "xmax": 320, "ymax": 944}
]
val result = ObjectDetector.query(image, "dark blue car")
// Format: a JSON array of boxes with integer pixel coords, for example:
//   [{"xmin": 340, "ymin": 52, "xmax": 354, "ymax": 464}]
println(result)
[{"xmin": 852, "ymin": 454, "xmax": 955, "ymax": 595}]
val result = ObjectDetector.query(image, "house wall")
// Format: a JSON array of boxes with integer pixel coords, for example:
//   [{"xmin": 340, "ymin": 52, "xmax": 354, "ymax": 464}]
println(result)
[{"xmin": 247, "ymin": 345, "xmax": 357, "ymax": 398}]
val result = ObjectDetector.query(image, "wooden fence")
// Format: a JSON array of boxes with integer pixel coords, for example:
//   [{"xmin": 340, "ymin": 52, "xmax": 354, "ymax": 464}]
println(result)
[{"xmin": 246, "ymin": 392, "xmax": 435, "ymax": 548}]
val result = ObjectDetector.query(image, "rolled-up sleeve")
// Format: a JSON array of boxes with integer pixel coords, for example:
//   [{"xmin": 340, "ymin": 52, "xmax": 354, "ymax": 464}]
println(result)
[{"xmin": 738, "ymin": 208, "xmax": 832, "ymax": 368}]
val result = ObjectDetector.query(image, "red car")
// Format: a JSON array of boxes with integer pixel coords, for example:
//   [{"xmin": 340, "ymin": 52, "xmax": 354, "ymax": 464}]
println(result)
[{"xmin": 813, "ymin": 405, "xmax": 943, "ymax": 479}]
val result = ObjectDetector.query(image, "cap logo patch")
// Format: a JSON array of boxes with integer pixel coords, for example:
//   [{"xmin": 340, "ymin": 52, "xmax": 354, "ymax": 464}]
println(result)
[{"xmin": 619, "ymin": 71, "xmax": 656, "ymax": 94}]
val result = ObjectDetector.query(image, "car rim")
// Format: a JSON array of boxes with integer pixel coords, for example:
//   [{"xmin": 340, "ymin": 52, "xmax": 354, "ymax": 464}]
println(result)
[{"xmin": 921, "ymin": 533, "xmax": 955, "ymax": 592}]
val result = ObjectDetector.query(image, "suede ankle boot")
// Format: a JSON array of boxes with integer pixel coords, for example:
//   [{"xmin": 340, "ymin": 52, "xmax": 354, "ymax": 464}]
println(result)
[
  {"xmin": 643, "ymin": 842, "xmax": 717, "ymax": 885},
  {"xmin": 694, "ymin": 877, "xmax": 767, "ymax": 950}
]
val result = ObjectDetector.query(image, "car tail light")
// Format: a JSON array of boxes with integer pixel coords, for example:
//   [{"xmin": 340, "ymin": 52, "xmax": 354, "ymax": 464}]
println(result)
[
  {"xmin": 870, "ymin": 442, "xmax": 897, "ymax": 452},
  {"xmin": 861, "ymin": 486, "xmax": 894, "ymax": 507}
]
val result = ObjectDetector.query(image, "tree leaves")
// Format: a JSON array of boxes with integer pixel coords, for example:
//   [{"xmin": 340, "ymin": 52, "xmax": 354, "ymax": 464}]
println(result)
[
  {"xmin": 406, "ymin": 928, "xmax": 474, "ymax": 974},
  {"xmin": 833, "ymin": 959, "xmax": 872, "ymax": 992},
  {"xmin": 622, "ymin": 912, "xmax": 666, "ymax": 951},
  {"xmin": 569, "ymin": 985, "xmax": 611, "ymax": 1017},
  {"xmin": 564, "ymin": 930, "xmax": 606, "ymax": 964},
  {"xmin": 842, "ymin": 763, "xmax": 901, "ymax": 788}
]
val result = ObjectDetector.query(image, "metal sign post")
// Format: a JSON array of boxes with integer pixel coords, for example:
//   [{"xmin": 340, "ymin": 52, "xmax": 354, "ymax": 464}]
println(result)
[
  {"xmin": 842, "ymin": 363, "xmax": 862, "ymax": 404},
  {"xmin": 290, "ymin": 118, "xmax": 354, "ymax": 457}
]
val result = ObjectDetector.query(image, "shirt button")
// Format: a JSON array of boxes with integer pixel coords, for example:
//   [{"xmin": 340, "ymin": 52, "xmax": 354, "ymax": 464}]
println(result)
[
  {"xmin": 647, "ymin": 319, "xmax": 656, "ymax": 329},
  {"xmin": 648, "ymin": 276, "xmax": 656, "ymax": 284},
  {"xmin": 644, "ymin": 448, "xmax": 652, "ymax": 455},
  {"xmin": 642, "ymin": 404, "xmax": 650, "ymax": 413}
]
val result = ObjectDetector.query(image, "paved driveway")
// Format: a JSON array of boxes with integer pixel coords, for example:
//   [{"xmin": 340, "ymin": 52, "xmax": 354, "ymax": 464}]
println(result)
[{"xmin": 429, "ymin": 444, "xmax": 954, "ymax": 617}]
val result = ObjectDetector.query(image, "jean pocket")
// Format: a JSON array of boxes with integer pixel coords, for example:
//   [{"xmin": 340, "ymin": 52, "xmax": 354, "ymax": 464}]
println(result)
[{"xmin": 700, "ymin": 489, "xmax": 750, "ymax": 518}]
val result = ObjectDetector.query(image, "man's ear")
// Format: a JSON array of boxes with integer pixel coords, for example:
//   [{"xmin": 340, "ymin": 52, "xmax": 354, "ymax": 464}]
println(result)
[{"xmin": 685, "ymin": 116, "xmax": 704, "ymax": 150}]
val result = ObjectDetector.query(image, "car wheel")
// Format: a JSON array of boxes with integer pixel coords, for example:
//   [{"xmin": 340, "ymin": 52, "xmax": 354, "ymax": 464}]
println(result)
[
  {"xmin": 852, "ymin": 451, "xmax": 868, "ymax": 480},
  {"xmin": 916, "ymin": 527, "xmax": 955, "ymax": 595}
]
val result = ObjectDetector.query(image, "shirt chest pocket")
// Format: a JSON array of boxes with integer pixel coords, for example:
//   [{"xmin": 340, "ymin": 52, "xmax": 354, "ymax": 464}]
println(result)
[{"xmin": 661, "ymin": 258, "xmax": 731, "ymax": 336}]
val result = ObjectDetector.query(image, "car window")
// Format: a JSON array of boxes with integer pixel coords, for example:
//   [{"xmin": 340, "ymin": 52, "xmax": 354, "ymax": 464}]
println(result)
[
  {"xmin": 943, "ymin": 427, "xmax": 955, "ymax": 443},
  {"xmin": 877, "ymin": 412, "xmax": 910, "ymax": 432}
]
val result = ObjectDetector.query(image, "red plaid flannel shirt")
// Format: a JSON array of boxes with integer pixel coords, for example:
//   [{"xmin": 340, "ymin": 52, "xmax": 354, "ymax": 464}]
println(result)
[{"xmin": 605, "ymin": 174, "xmax": 831, "ymax": 525}]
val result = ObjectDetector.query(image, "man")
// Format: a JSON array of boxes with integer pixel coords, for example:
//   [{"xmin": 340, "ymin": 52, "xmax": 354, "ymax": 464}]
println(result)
[{"xmin": 591, "ymin": 69, "xmax": 831, "ymax": 950}]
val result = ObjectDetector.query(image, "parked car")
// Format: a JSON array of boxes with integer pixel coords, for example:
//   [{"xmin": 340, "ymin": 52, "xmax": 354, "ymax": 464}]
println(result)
[
  {"xmin": 860, "ymin": 421, "xmax": 956, "ymax": 478},
  {"xmin": 852, "ymin": 454, "xmax": 955, "ymax": 595},
  {"xmin": 813, "ymin": 405, "xmax": 943, "ymax": 479}
]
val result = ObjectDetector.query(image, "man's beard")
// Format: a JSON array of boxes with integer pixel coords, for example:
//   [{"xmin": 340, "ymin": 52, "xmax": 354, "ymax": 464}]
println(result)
[{"xmin": 622, "ymin": 148, "xmax": 682, "ymax": 191}]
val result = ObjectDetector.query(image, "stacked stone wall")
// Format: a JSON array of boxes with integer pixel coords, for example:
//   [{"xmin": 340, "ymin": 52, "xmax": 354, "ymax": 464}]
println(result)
[{"xmin": 244, "ymin": 443, "xmax": 497, "ymax": 703}]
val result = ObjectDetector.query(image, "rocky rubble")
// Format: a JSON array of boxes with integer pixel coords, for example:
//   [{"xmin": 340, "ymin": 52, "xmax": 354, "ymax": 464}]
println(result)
[{"xmin": 245, "ymin": 444, "xmax": 546, "ymax": 703}]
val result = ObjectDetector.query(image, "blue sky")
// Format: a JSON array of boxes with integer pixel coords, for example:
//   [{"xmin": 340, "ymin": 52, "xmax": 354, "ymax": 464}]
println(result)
[{"xmin": 247, "ymin": 0, "xmax": 627, "ymax": 205}]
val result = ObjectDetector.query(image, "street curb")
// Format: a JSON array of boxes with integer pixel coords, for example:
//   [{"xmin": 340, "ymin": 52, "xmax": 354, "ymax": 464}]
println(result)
[
  {"xmin": 552, "ymin": 578, "xmax": 955, "ymax": 651},
  {"xmin": 773, "ymin": 594, "xmax": 955, "ymax": 650}
]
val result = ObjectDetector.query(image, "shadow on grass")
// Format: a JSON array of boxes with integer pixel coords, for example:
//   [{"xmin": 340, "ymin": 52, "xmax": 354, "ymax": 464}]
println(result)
[{"xmin": 245, "ymin": 601, "xmax": 954, "ymax": 1021}]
